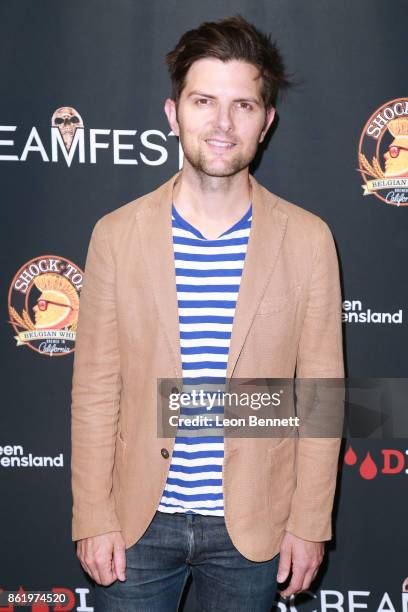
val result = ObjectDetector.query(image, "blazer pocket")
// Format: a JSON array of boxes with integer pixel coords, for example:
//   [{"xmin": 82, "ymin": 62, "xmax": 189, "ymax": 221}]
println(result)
[{"xmin": 257, "ymin": 285, "xmax": 301, "ymax": 315}]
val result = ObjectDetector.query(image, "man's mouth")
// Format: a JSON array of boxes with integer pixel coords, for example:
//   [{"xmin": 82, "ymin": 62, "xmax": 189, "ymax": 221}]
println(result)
[{"xmin": 205, "ymin": 139, "xmax": 236, "ymax": 150}]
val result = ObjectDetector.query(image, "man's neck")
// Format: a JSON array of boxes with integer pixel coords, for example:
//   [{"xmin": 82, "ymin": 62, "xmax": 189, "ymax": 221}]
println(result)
[{"xmin": 172, "ymin": 165, "xmax": 252, "ymax": 240}]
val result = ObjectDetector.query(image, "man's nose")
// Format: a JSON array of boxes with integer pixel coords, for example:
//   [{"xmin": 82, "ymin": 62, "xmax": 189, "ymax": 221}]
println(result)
[{"xmin": 214, "ymin": 105, "xmax": 233, "ymax": 132}]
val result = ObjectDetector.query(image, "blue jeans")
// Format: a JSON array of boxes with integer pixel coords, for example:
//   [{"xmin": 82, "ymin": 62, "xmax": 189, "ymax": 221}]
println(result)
[{"xmin": 94, "ymin": 510, "xmax": 280, "ymax": 611}]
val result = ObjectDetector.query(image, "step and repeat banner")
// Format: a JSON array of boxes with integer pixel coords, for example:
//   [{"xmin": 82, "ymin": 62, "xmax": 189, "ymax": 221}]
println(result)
[{"xmin": 1, "ymin": 1, "xmax": 407, "ymax": 610}]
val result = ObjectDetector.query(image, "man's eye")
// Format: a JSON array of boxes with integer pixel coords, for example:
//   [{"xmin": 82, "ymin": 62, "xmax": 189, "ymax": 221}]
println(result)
[
  {"xmin": 238, "ymin": 102, "xmax": 252, "ymax": 111},
  {"xmin": 196, "ymin": 98, "xmax": 210, "ymax": 105}
]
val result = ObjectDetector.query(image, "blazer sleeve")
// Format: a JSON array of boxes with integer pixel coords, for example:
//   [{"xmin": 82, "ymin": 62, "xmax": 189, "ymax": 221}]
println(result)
[
  {"xmin": 286, "ymin": 219, "xmax": 344, "ymax": 542},
  {"xmin": 71, "ymin": 216, "xmax": 122, "ymax": 542}
]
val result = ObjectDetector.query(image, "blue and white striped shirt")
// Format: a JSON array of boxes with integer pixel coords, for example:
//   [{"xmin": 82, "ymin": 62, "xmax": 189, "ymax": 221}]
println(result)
[{"xmin": 157, "ymin": 202, "xmax": 252, "ymax": 516}]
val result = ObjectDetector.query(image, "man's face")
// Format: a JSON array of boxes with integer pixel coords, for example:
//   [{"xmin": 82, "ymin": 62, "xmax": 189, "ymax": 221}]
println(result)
[{"xmin": 165, "ymin": 58, "xmax": 275, "ymax": 177}]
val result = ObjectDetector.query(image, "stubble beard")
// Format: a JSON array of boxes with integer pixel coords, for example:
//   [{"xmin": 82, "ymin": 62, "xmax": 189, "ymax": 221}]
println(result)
[{"xmin": 182, "ymin": 138, "xmax": 255, "ymax": 179}]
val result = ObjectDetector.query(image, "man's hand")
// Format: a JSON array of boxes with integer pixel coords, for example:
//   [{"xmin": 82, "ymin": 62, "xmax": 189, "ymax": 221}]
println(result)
[
  {"xmin": 277, "ymin": 531, "xmax": 324, "ymax": 598},
  {"xmin": 76, "ymin": 531, "xmax": 126, "ymax": 586}
]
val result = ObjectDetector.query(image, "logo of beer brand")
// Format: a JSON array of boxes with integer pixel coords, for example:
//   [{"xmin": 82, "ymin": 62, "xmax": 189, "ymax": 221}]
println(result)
[
  {"xmin": 8, "ymin": 255, "xmax": 83, "ymax": 356},
  {"xmin": 358, "ymin": 97, "xmax": 408, "ymax": 206}
]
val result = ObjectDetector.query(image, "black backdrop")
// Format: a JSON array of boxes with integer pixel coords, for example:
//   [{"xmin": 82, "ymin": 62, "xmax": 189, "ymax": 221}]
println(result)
[{"xmin": 1, "ymin": 1, "xmax": 408, "ymax": 610}]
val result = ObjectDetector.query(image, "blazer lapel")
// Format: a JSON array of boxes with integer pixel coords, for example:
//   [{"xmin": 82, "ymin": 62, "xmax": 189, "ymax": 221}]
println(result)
[
  {"xmin": 136, "ymin": 171, "xmax": 183, "ymax": 378},
  {"xmin": 226, "ymin": 175, "xmax": 288, "ymax": 378}
]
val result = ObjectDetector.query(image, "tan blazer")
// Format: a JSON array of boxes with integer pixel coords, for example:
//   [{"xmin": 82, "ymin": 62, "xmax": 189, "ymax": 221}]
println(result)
[{"xmin": 71, "ymin": 170, "xmax": 344, "ymax": 562}]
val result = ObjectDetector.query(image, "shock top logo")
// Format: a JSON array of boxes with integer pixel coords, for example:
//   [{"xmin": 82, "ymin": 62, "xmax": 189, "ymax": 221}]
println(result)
[
  {"xmin": 8, "ymin": 255, "xmax": 83, "ymax": 357},
  {"xmin": 358, "ymin": 97, "xmax": 408, "ymax": 206}
]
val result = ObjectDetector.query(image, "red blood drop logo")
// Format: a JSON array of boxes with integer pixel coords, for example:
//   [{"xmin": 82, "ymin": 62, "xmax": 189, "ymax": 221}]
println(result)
[
  {"xmin": 359, "ymin": 452, "xmax": 378, "ymax": 480},
  {"xmin": 344, "ymin": 445, "xmax": 357, "ymax": 465}
]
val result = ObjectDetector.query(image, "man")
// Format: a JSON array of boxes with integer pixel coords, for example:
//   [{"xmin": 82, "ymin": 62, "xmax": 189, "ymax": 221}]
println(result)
[{"xmin": 71, "ymin": 15, "xmax": 344, "ymax": 611}]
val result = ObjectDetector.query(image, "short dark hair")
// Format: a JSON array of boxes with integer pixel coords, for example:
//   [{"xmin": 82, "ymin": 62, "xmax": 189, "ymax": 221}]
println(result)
[{"xmin": 166, "ymin": 15, "xmax": 291, "ymax": 109}]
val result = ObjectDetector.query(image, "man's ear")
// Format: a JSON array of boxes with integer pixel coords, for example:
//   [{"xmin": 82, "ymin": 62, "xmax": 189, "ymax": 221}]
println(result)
[
  {"xmin": 164, "ymin": 98, "xmax": 180, "ymax": 137},
  {"xmin": 259, "ymin": 106, "xmax": 276, "ymax": 143}
]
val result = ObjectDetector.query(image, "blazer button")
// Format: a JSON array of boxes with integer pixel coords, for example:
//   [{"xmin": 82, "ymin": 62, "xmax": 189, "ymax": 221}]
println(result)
[{"xmin": 161, "ymin": 448, "xmax": 169, "ymax": 459}]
